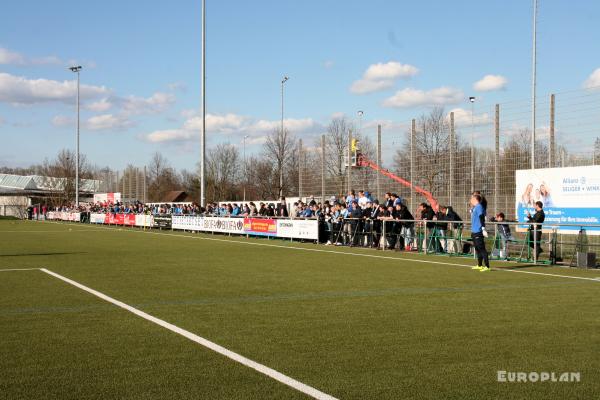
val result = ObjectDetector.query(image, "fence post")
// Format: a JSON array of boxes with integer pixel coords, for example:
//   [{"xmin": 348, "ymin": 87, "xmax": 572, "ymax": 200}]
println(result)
[
  {"xmin": 449, "ymin": 112, "xmax": 454, "ymax": 206},
  {"xmin": 321, "ymin": 134, "xmax": 325, "ymax": 203},
  {"xmin": 549, "ymin": 94, "xmax": 555, "ymax": 168},
  {"xmin": 494, "ymin": 104, "xmax": 500, "ymax": 215},
  {"xmin": 410, "ymin": 119, "xmax": 416, "ymax": 213},
  {"xmin": 377, "ymin": 124, "xmax": 382, "ymax": 201},
  {"xmin": 424, "ymin": 222, "xmax": 428, "ymax": 255},
  {"xmin": 533, "ymin": 225, "xmax": 538, "ymax": 264},
  {"xmin": 382, "ymin": 219, "xmax": 386, "ymax": 251},
  {"xmin": 347, "ymin": 129, "xmax": 352, "ymax": 195},
  {"xmin": 143, "ymin": 166, "xmax": 147, "ymax": 203},
  {"xmin": 298, "ymin": 138, "xmax": 303, "ymax": 199},
  {"xmin": 135, "ymin": 168, "xmax": 140, "ymax": 201}
]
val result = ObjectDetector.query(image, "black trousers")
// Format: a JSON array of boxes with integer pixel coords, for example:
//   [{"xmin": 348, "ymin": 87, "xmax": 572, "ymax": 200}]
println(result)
[
  {"xmin": 471, "ymin": 232, "xmax": 489, "ymax": 267},
  {"xmin": 528, "ymin": 230, "xmax": 543, "ymax": 259}
]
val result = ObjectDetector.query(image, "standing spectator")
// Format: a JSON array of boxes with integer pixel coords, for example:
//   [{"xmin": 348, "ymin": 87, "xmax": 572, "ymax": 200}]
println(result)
[
  {"xmin": 495, "ymin": 212, "xmax": 513, "ymax": 258},
  {"xmin": 470, "ymin": 194, "xmax": 490, "ymax": 272},
  {"xmin": 527, "ymin": 201, "xmax": 545, "ymax": 260},
  {"xmin": 398, "ymin": 203, "xmax": 414, "ymax": 250}
]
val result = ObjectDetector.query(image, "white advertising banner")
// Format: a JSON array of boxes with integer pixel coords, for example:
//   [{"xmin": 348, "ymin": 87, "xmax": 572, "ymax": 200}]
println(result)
[
  {"xmin": 516, "ymin": 165, "xmax": 600, "ymax": 234},
  {"xmin": 90, "ymin": 213, "xmax": 106, "ymax": 224},
  {"xmin": 47, "ymin": 211, "xmax": 81, "ymax": 221},
  {"xmin": 171, "ymin": 216, "xmax": 245, "ymax": 234},
  {"xmin": 93, "ymin": 192, "xmax": 122, "ymax": 203},
  {"xmin": 276, "ymin": 219, "xmax": 319, "ymax": 240},
  {"xmin": 134, "ymin": 214, "xmax": 154, "ymax": 227}
]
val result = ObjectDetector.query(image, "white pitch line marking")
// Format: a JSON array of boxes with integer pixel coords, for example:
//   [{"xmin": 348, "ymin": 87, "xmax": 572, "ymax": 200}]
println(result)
[
  {"xmin": 0, "ymin": 268, "xmax": 41, "ymax": 272},
  {"xmin": 39, "ymin": 268, "xmax": 338, "ymax": 400},
  {"xmin": 39, "ymin": 220, "xmax": 600, "ymax": 284}
]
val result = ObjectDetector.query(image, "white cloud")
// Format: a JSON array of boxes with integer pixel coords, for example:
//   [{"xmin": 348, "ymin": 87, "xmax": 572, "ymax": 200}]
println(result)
[
  {"xmin": 583, "ymin": 68, "xmax": 600, "ymax": 89},
  {"xmin": 364, "ymin": 61, "xmax": 419, "ymax": 81},
  {"xmin": 85, "ymin": 114, "xmax": 133, "ymax": 131},
  {"xmin": 144, "ymin": 113, "xmax": 320, "ymax": 143},
  {"xmin": 350, "ymin": 79, "xmax": 395, "ymax": 95},
  {"xmin": 473, "ymin": 74, "xmax": 508, "ymax": 91},
  {"xmin": 51, "ymin": 115, "xmax": 74, "ymax": 127},
  {"xmin": 0, "ymin": 48, "xmax": 26, "ymax": 65},
  {"xmin": 0, "ymin": 72, "xmax": 110, "ymax": 105},
  {"xmin": 85, "ymin": 98, "xmax": 113, "ymax": 112},
  {"xmin": 350, "ymin": 61, "xmax": 418, "ymax": 94},
  {"xmin": 447, "ymin": 108, "xmax": 491, "ymax": 126},
  {"xmin": 120, "ymin": 92, "xmax": 175, "ymax": 115},
  {"xmin": 146, "ymin": 129, "xmax": 193, "ymax": 143},
  {"xmin": 0, "ymin": 47, "xmax": 65, "ymax": 66},
  {"xmin": 382, "ymin": 87, "xmax": 464, "ymax": 108},
  {"xmin": 167, "ymin": 81, "xmax": 187, "ymax": 92}
]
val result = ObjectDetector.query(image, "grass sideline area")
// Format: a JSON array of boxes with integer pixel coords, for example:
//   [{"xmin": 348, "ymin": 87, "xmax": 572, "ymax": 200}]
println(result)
[{"xmin": 1, "ymin": 220, "xmax": 598, "ymax": 399}]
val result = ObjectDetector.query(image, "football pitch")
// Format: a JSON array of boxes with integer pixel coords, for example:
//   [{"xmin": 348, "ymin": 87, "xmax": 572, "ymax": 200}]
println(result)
[{"xmin": 1, "ymin": 220, "xmax": 599, "ymax": 399}]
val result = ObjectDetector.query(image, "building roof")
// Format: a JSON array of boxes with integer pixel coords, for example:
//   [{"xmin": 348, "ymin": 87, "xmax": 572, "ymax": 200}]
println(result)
[
  {"xmin": 162, "ymin": 191, "xmax": 193, "ymax": 203},
  {"xmin": 0, "ymin": 173, "xmax": 101, "ymax": 193}
]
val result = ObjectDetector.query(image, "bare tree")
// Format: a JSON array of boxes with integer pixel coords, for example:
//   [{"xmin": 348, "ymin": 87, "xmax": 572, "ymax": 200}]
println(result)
[
  {"xmin": 206, "ymin": 143, "xmax": 240, "ymax": 201},
  {"xmin": 263, "ymin": 127, "xmax": 295, "ymax": 198},
  {"xmin": 147, "ymin": 152, "xmax": 180, "ymax": 201},
  {"xmin": 39, "ymin": 149, "xmax": 91, "ymax": 205},
  {"xmin": 394, "ymin": 107, "xmax": 449, "ymax": 197},
  {"xmin": 245, "ymin": 156, "xmax": 279, "ymax": 200},
  {"xmin": 325, "ymin": 116, "xmax": 355, "ymax": 196}
]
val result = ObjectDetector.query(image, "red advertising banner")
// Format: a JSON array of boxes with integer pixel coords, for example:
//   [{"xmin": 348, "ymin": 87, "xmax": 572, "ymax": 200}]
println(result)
[{"xmin": 243, "ymin": 218, "xmax": 277, "ymax": 236}]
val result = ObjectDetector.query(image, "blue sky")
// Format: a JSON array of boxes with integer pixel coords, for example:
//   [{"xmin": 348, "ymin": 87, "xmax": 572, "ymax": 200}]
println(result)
[{"xmin": 1, "ymin": 0, "xmax": 599, "ymax": 170}]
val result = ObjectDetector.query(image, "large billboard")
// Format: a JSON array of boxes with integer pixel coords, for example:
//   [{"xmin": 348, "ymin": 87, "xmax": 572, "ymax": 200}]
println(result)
[{"xmin": 516, "ymin": 165, "xmax": 600, "ymax": 234}]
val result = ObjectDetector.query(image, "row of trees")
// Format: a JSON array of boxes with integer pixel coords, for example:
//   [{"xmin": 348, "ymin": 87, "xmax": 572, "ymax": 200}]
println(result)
[{"xmin": 3, "ymin": 110, "xmax": 598, "ymax": 208}]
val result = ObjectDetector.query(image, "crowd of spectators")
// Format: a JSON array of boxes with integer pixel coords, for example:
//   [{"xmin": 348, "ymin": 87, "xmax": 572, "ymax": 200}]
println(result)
[{"xmin": 44, "ymin": 189, "xmax": 527, "ymax": 254}]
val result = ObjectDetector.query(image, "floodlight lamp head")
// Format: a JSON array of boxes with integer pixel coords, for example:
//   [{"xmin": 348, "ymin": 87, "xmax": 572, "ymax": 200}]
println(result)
[
  {"xmin": 69, "ymin": 66, "xmax": 82, "ymax": 72},
  {"xmin": 469, "ymin": 96, "xmax": 476, "ymax": 103},
  {"xmin": 357, "ymin": 110, "xmax": 364, "ymax": 116},
  {"xmin": 282, "ymin": 76, "xmax": 289, "ymax": 83}
]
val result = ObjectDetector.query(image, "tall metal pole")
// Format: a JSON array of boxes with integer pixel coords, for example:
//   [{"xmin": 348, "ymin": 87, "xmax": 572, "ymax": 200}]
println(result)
[
  {"xmin": 200, "ymin": 0, "xmax": 206, "ymax": 207},
  {"xmin": 347, "ymin": 129, "xmax": 352, "ymax": 195},
  {"xmin": 494, "ymin": 104, "xmax": 500, "ymax": 215},
  {"xmin": 470, "ymin": 97, "xmax": 475, "ymax": 193},
  {"xmin": 69, "ymin": 66, "xmax": 82, "ymax": 206},
  {"xmin": 377, "ymin": 124, "xmax": 381, "ymax": 202},
  {"xmin": 76, "ymin": 69, "xmax": 80, "ymax": 207},
  {"xmin": 410, "ymin": 119, "xmax": 415, "ymax": 212},
  {"xmin": 243, "ymin": 135, "xmax": 248, "ymax": 202},
  {"xmin": 280, "ymin": 76, "xmax": 288, "ymax": 198},
  {"xmin": 449, "ymin": 112, "xmax": 455, "ymax": 206},
  {"xmin": 298, "ymin": 139, "xmax": 303, "ymax": 199},
  {"xmin": 531, "ymin": 0, "xmax": 538, "ymax": 170},
  {"xmin": 549, "ymin": 94, "xmax": 555, "ymax": 168},
  {"xmin": 321, "ymin": 134, "xmax": 325, "ymax": 202}
]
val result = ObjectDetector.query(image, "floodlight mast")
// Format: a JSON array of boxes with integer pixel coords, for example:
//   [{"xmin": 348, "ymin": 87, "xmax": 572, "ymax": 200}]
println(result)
[
  {"xmin": 200, "ymin": 0, "xmax": 206, "ymax": 207},
  {"xmin": 69, "ymin": 65, "xmax": 82, "ymax": 207}
]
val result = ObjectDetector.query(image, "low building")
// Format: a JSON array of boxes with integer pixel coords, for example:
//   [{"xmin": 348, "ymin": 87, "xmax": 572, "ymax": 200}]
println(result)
[{"xmin": 0, "ymin": 173, "xmax": 101, "ymax": 217}]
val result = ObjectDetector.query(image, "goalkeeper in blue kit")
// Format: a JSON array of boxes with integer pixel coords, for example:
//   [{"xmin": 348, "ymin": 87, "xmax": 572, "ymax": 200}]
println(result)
[{"xmin": 470, "ymin": 194, "xmax": 490, "ymax": 272}]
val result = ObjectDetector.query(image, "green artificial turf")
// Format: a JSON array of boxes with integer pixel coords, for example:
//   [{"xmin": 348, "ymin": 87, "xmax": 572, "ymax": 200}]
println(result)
[{"xmin": 1, "ymin": 220, "xmax": 599, "ymax": 399}]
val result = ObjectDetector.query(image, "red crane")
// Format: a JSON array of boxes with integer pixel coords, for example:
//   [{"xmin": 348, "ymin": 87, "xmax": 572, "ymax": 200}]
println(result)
[{"xmin": 356, "ymin": 153, "xmax": 439, "ymax": 212}]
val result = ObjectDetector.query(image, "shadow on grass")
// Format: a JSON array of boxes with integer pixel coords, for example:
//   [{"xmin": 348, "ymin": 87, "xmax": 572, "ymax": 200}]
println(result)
[{"xmin": 0, "ymin": 252, "xmax": 87, "ymax": 257}]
